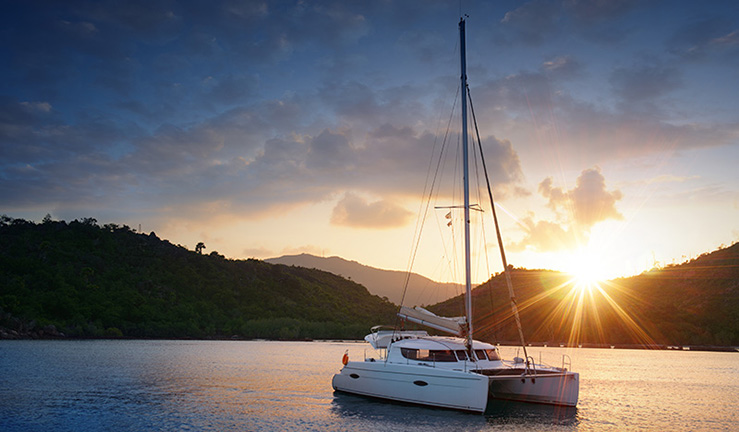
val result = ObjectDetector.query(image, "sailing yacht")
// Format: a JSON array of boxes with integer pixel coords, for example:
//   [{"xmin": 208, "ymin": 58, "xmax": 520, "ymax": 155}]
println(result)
[{"xmin": 331, "ymin": 18, "xmax": 579, "ymax": 413}]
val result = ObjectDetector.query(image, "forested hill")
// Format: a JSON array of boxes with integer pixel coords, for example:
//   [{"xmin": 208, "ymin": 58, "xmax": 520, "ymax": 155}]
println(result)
[
  {"xmin": 0, "ymin": 217, "xmax": 397, "ymax": 339},
  {"xmin": 429, "ymin": 242, "xmax": 739, "ymax": 348}
]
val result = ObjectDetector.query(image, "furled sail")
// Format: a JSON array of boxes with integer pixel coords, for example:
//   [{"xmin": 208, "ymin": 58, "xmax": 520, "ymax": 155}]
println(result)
[{"xmin": 397, "ymin": 306, "xmax": 466, "ymax": 336}]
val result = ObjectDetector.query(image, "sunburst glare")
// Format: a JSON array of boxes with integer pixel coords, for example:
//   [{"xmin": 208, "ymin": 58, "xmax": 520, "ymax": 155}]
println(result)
[
  {"xmin": 479, "ymin": 255, "xmax": 661, "ymax": 349},
  {"xmin": 566, "ymin": 247, "xmax": 610, "ymax": 289}
]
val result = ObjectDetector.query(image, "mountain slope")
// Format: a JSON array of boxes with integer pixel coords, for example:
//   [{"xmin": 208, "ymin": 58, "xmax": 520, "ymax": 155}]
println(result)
[
  {"xmin": 429, "ymin": 243, "xmax": 739, "ymax": 347},
  {"xmin": 0, "ymin": 217, "xmax": 397, "ymax": 339},
  {"xmin": 266, "ymin": 254, "xmax": 462, "ymax": 305}
]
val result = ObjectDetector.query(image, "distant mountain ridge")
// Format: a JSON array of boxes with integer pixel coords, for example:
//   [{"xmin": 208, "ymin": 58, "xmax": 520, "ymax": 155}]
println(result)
[{"xmin": 266, "ymin": 254, "xmax": 462, "ymax": 305}]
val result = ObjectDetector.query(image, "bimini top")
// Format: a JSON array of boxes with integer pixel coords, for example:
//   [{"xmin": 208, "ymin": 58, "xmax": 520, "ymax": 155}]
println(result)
[{"xmin": 364, "ymin": 326, "xmax": 429, "ymax": 349}]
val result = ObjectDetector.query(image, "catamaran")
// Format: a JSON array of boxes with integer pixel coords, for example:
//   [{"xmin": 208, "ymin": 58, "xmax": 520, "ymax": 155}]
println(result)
[{"xmin": 332, "ymin": 17, "xmax": 579, "ymax": 414}]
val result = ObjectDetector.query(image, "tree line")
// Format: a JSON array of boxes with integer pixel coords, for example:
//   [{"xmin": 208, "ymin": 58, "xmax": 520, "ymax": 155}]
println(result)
[{"xmin": 0, "ymin": 216, "xmax": 397, "ymax": 339}]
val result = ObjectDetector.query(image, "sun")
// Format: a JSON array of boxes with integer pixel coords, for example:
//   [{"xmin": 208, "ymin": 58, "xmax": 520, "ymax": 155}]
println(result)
[
  {"xmin": 571, "ymin": 265, "xmax": 603, "ymax": 287},
  {"xmin": 566, "ymin": 248, "xmax": 609, "ymax": 291}
]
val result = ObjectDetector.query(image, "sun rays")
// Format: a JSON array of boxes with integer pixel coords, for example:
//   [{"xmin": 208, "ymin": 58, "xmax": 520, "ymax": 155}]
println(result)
[
  {"xmin": 541, "ymin": 276, "xmax": 659, "ymax": 348},
  {"xmin": 474, "ymin": 269, "xmax": 659, "ymax": 348}
]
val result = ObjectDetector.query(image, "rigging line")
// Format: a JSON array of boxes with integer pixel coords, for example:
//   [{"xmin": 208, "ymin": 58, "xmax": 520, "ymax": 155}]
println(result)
[
  {"xmin": 469, "ymin": 116, "xmax": 497, "ymax": 343},
  {"xmin": 404, "ymin": 31, "xmax": 462, "ymax": 286},
  {"xmin": 466, "ymin": 85, "xmax": 530, "ymax": 364},
  {"xmin": 395, "ymin": 84, "xmax": 461, "ymax": 336},
  {"xmin": 470, "ymin": 122, "xmax": 492, "ymax": 280}
]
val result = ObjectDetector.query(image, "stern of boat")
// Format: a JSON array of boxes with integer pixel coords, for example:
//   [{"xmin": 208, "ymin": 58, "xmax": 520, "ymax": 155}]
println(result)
[{"xmin": 488, "ymin": 370, "xmax": 579, "ymax": 407}]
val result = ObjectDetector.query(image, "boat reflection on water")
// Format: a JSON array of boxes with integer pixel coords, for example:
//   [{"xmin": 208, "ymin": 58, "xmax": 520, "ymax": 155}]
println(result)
[
  {"xmin": 330, "ymin": 391, "xmax": 579, "ymax": 429},
  {"xmin": 483, "ymin": 399, "xmax": 579, "ymax": 427}
]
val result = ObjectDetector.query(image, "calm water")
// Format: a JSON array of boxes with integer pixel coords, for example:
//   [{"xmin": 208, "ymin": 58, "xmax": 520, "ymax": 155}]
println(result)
[{"xmin": 1, "ymin": 340, "xmax": 737, "ymax": 431}]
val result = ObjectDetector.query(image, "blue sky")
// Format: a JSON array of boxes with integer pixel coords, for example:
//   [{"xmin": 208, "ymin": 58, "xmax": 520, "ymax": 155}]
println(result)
[{"xmin": 2, "ymin": 1, "xmax": 737, "ymax": 293}]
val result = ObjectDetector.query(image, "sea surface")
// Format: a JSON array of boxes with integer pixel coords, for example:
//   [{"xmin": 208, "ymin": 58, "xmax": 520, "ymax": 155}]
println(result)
[{"xmin": 0, "ymin": 340, "xmax": 737, "ymax": 431}]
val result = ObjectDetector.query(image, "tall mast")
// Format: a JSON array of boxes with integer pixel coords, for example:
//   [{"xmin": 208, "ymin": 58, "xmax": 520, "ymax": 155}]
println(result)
[{"xmin": 459, "ymin": 17, "xmax": 473, "ymax": 352}]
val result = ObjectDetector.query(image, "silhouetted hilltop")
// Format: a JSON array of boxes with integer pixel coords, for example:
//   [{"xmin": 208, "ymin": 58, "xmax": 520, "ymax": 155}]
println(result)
[
  {"xmin": 0, "ymin": 216, "xmax": 396, "ymax": 339},
  {"xmin": 2, "ymin": 215, "xmax": 736, "ymax": 346},
  {"xmin": 266, "ymin": 253, "xmax": 462, "ymax": 305},
  {"xmin": 429, "ymin": 243, "xmax": 739, "ymax": 347}
]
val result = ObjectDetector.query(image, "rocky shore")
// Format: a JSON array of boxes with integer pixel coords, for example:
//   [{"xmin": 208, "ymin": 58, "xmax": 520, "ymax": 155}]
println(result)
[{"xmin": 0, "ymin": 312, "xmax": 66, "ymax": 339}]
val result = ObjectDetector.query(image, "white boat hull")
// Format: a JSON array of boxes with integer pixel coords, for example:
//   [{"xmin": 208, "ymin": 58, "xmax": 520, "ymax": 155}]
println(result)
[
  {"xmin": 332, "ymin": 361, "xmax": 490, "ymax": 413},
  {"xmin": 488, "ymin": 371, "xmax": 579, "ymax": 407}
]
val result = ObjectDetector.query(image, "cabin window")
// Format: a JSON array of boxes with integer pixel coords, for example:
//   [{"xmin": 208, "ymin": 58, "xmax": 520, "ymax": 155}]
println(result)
[
  {"xmin": 485, "ymin": 349, "xmax": 501, "ymax": 361},
  {"xmin": 401, "ymin": 348, "xmax": 419, "ymax": 359},
  {"xmin": 474, "ymin": 349, "xmax": 487, "ymax": 361},
  {"xmin": 455, "ymin": 350, "xmax": 468, "ymax": 361},
  {"xmin": 400, "ymin": 348, "xmax": 415, "ymax": 359},
  {"xmin": 428, "ymin": 350, "xmax": 457, "ymax": 362},
  {"xmin": 400, "ymin": 348, "xmax": 457, "ymax": 362}
]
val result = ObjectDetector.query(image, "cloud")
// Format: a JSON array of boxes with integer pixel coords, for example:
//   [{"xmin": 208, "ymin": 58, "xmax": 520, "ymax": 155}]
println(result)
[
  {"xmin": 609, "ymin": 59, "xmax": 682, "ymax": 104},
  {"xmin": 307, "ymin": 129, "xmax": 355, "ymax": 172},
  {"xmin": 667, "ymin": 18, "xmax": 739, "ymax": 61},
  {"xmin": 564, "ymin": 0, "xmax": 642, "ymax": 23},
  {"xmin": 1, "ymin": 0, "xmax": 735, "ymax": 261},
  {"xmin": 500, "ymin": 0, "xmax": 562, "ymax": 45},
  {"xmin": 276, "ymin": 244, "xmax": 328, "ymax": 257},
  {"xmin": 508, "ymin": 216, "xmax": 578, "ymax": 252},
  {"xmin": 540, "ymin": 167, "xmax": 623, "ymax": 228},
  {"xmin": 330, "ymin": 193, "xmax": 412, "ymax": 229},
  {"xmin": 511, "ymin": 167, "xmax": 623, "ymax": 252},
  {"xmin": 19, "ymin": 101, "xmax": 52, "ymax": 113},
  {"xmin": 202, "ymin": 73, "xmax": 261, "ymax": 106},
  {"xmin": 499, "ymin": 0, "xmax": 647, "ymax": 45},
  {"xmin": 540, "ymin": 55, "xmax": 582, "ymax": 79},
  {"xmin": 471, "ymin": 62, "xmax": 734, "ymax": 167}
]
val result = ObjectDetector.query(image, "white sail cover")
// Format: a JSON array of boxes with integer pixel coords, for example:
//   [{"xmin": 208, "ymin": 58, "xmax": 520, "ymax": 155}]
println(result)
[
  {"xmin": 397, "ymin": 306, "xmax": 466, "ymax": 336},
  {"xmin": 364, "ymin": 327, "xmax": 429, "ymax": 349}
]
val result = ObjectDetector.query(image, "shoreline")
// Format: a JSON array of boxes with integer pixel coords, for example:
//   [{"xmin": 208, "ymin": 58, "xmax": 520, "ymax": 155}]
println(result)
[{"xmin": 2, "ymin": 330, "xmax": 737, "ymax": 353}]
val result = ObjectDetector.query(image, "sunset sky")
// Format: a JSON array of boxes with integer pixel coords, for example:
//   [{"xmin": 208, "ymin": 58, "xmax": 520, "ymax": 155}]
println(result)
[{"xmin": 2, "ymin": 1, "xmax": 737, "ymax": 288}]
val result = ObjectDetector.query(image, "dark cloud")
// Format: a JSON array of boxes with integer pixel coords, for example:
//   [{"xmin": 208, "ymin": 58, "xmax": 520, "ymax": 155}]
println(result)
[
  {"xmin": 203, "ymin": 73, "xmax": 261, "ymax": 106},
  {"xmin": 82, "ymin": 0, "xmax": 184, "ymax": 40},
  {"xmin": 563, "ymin": 0, "xmax": 646, "ymax": 43},
  {"xmin": 0, "ymin": 98, "xmax": 134, "ymax": 164},
  {"xmin": 397, "ymin": 29, "xmax": 447, "ymax": 64},
  {"xmin": 564, "ymin": 0, "xmax": 643, "ymax": 22},
  {"xmin": 307, "ymin": 129, "xmax": 355, "ymax": 172},
  {"xmin": 0, "ymin": 0, "xmax": 735, "ymax": 252},
  {"xmin": 498, "ymin": 0, "xmax": 648, "ymax": 45},
  {"xmin": 540, "ymin": 55, "xmax": 582, "ymax": 79},
  {"xmin": 667, "ymin": 18, "xmax": 739, "ymax": 61},
  {"xmin": 610, "ymin": 59, "xmax": 682, "ymax": 104},
  {"xmin": 500, "ymin": 0, "xmax": 562, "ymax": 45}
]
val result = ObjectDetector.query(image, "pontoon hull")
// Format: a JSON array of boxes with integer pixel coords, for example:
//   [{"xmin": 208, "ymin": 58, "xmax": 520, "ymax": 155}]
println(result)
[
  {"xmin": 332, "ymin": 361, "xmax": 490, "ymax": 413},
  {"xmin": 488, "ymin": 372, "xmax": 579, "ymax": 406}
]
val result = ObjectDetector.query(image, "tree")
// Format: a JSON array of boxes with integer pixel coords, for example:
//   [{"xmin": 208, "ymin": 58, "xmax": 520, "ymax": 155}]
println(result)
[{"xmin": 195, "ymin": 242, "xmax": 206, "ymax": 254}]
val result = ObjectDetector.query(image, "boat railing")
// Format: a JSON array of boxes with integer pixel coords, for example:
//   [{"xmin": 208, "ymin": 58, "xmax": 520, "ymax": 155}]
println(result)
[
  {"xmin": 561, "ymin": 354, "xmax": 572, "ymax": 372},
  {"xmin": 364, "ymin": 347, "xmax": 386, "ymax": 362},
  {"xmin": 525, "ymin": 356, "xmax": 537, "ymax": 377}
]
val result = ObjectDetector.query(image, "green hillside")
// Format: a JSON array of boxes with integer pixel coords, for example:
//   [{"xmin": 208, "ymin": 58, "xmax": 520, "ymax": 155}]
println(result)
[
  {"xmin": 2, "ymin": 215, "xmax": 736, "ymax": 346},
  {"xmin": 429, "ymin": 243, "xmax": 739, "ymax": 347},
  {"xmin": 0, "ymin": 216, "xmax": 397, "ymax": 339}
]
